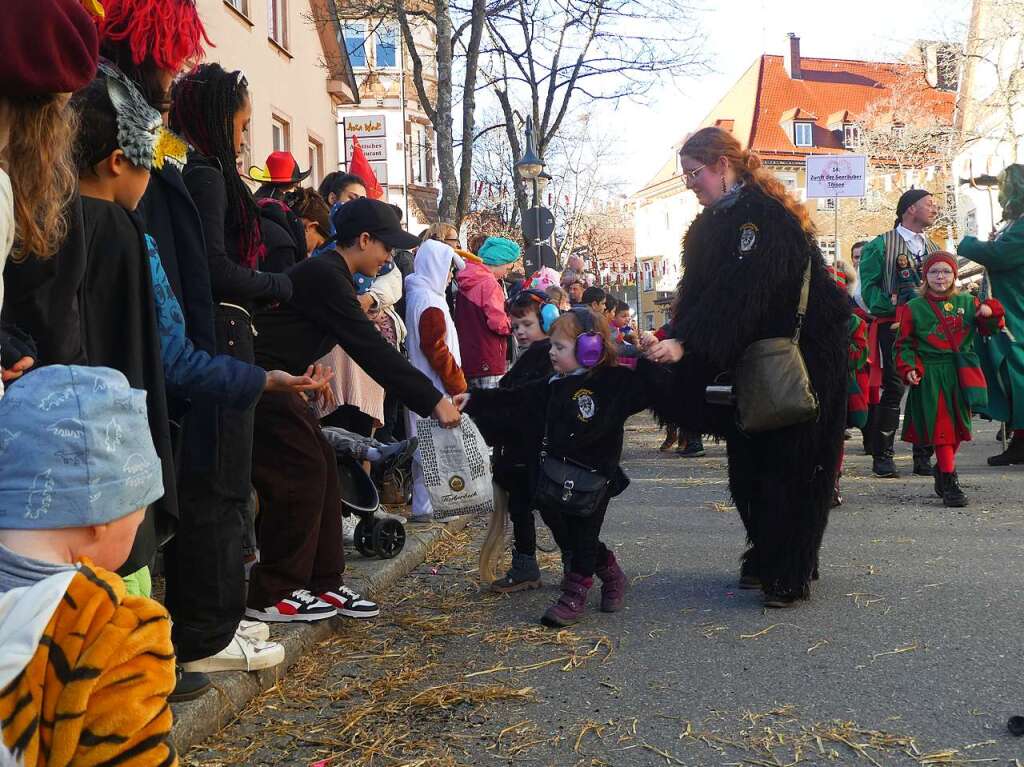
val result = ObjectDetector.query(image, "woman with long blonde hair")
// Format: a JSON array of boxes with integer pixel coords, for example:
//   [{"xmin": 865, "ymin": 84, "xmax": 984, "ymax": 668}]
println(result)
[
  {"xmin": 0, "ymin": 0, "xmax": 100, "ymax": 389},
  {"xmin": 644, "ymin": 126, "xmax": 850, "ymax": 608}
]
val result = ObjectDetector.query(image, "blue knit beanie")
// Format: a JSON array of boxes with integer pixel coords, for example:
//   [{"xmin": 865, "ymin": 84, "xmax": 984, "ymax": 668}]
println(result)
[
  {"xmin": 478, "ymin": 237, "xmax": 521, "ymax": 266},
  {"xmin": 0, "ymin": 366, "xmax": 164, "ymax": 529}
]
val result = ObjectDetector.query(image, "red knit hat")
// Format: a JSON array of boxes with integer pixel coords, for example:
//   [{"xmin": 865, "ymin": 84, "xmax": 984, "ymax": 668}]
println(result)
[
  {"xmin": 0, "ymin": 0, "xmax": 99, "ymax": 97},
  {"xmin": 922, "ymin": 251, "xmax": 958, "ymax": 277}
]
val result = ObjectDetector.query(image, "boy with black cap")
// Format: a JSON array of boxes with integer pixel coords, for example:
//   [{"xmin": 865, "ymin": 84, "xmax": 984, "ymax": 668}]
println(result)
[
  {"xmin": 859, "ymin": 189, "xmax": 941, "ymax": 478},
  {"xmin": 249, "ymin": 199, "xmax": 461, "ymax": 622}
]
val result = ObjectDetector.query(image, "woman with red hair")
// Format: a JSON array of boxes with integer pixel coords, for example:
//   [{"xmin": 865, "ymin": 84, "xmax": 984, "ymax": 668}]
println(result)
[{"xmin": 645, "ymin": 127, "xmax": 850, "ymax": 608}]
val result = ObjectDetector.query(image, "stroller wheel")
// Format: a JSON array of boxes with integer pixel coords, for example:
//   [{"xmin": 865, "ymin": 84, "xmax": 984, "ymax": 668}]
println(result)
[
  {"xmin": 372, "ymin": 519, "xmax": 406, "ymax": 559},
  {"xmin": 353, "ymin": 519, "xmax": 375, "ymax": 557}
]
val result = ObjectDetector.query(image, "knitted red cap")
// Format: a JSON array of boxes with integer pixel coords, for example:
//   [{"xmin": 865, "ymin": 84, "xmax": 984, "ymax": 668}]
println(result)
[
  {"xmin": 922, "ymin": 251, "xmax": 958, "ymax": 277},
  {"xmin": 0, "ymin": 0, "xmax": 99, "ymax": 98}
]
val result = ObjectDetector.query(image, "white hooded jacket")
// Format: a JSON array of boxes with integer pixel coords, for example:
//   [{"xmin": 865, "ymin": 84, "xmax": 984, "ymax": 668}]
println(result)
[{"xmin": 404, "ymin": 240, "xmax": 463, "ymax": 394}]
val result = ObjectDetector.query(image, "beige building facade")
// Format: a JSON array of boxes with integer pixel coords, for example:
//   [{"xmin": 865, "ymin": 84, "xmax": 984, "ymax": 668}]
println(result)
[{"xmin": 195, "ymin": 0, "xmax": 358, "ymax": 191}]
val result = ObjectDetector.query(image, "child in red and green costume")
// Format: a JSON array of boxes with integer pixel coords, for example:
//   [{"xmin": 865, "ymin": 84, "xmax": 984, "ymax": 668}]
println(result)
[
  {"xmin": 828, "ymin": 261, "xmax": 871, "ymax": 507},
  {"xmin": 895, "ymin": 251, "xmax": 1005, "ymax": 507}
]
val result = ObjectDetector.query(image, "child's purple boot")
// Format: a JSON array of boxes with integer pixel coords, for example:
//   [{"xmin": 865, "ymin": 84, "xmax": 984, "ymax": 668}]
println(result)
[
  {"xmin": 541, "ymin": 573, "xmax": 592, "ymax": 627},
  {"xmin": 595, "ymin": 550, "xmax": 627, "ymax": 612}
]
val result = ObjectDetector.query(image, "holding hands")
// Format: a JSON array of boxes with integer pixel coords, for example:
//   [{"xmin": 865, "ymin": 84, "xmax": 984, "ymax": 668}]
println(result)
[
  {"xmin": 977, "ymin": 303, "xmax": 994, "ymax": 318},
  {"xmin": 645, "ymin": 339, "xmax": 684, "ymax": 364},
  {"xmin": 452, "ymin": 392, "xmax": 471, "ymax": 412},
  {"xmin": 906, "ymin": 370, "xmax": 922, "ymax": 386}
]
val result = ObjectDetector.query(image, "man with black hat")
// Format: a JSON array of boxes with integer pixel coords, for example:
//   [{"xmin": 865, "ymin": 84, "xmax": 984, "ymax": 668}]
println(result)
[
  {"xmin": 859, "ymin": 189, "xmax": 941, "ymax": 478},
  {"xmin": 248, "ymin": 198, "xmax": 461, "ymax": 623}
]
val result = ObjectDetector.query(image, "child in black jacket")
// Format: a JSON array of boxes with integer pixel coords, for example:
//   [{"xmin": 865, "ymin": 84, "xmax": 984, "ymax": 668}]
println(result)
[
  {"xmin": 456, "ymin": 308, "xmax": 666, "ymax": 627},
  {"xmin": 476, "ymin": 290, "xmax": 564, "ymax": 593}
]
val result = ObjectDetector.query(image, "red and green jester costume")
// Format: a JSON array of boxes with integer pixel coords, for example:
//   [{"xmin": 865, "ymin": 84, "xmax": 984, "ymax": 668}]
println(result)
[{"xmin": 895, "ymin": 291, "xmax": 1005, "ymax": 447}]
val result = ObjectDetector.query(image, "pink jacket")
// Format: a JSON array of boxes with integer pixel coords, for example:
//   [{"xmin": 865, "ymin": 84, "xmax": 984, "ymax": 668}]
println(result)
[{"xmin": 453, "ymin": 261, "xmax": 511, "ymax": 378}]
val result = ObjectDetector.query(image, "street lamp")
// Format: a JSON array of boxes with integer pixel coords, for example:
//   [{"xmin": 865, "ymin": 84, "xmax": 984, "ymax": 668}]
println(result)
[
  {"xmin": 515, "ymin": 116, "xmax": 551, "ymax": 273},
  {"xmin": 515, "ymin": 116, "xmax": 543, "ymax": 180}
]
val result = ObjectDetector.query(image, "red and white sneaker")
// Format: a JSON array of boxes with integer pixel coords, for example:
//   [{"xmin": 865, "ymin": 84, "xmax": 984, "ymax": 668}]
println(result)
[
  {"xmin": 245, "ymin": 589, "xmax": 337, "ymax": 622},
  {"xmin": 318, "ymin": 585, "xmax": 380, "ymax": 618}
]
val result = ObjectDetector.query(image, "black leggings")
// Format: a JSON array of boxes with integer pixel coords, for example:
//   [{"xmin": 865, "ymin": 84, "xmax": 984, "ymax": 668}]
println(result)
[{"xmin": 547, "ymin": 497, "xmax": 611, "ymax": 578}]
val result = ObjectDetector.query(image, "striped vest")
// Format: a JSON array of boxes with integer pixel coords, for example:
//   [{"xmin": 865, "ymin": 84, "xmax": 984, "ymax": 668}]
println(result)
[{"xmin": 881, "ymin": 229, "xmax": 940, "ymax": 301}]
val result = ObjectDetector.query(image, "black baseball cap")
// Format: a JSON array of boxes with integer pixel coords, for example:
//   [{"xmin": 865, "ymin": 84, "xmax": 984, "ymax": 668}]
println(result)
[{"xmin": 331, "ymin": 197, "xmax": 421, "ymax": 250}]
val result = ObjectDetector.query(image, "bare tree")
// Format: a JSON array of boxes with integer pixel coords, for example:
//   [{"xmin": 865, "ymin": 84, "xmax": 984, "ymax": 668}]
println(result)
[{"xmin": 482, "ymin": 0, "xmax": 705, "ymax": 224}]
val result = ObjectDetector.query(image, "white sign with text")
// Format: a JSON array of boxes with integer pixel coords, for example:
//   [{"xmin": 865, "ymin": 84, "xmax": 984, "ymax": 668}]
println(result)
[{"xmin": 805, "ymin": 155, "xmax": 867, "ymax": 199}]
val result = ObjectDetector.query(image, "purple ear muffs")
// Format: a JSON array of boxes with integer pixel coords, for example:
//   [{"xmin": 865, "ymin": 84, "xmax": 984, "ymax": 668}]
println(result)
[{"xmin": 572, "ymin": 308, "xmax": 604, "ymax": 368}]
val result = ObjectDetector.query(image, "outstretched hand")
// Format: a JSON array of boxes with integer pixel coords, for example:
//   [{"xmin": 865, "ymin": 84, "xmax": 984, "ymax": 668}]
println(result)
[
  {"xmin": 433, "ymin": 397, "xmax": 461, "ymax": 428},
  {"xmin": 645, "ymin": 339, "xmax": 684, "ymax": 364},
  {"xmin": 638, "ymin": 331, "xmax": 659, "ymax": 352},
  {"xmin": 906, "ymin": 370, "xmax": 922, "ymax": 386},
  {"xmin": 977, "ymin": 303, "xmax": 993, "ymax": 318}
]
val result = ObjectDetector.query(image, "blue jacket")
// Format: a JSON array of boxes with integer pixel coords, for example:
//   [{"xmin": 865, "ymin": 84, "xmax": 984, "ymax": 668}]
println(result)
[{"xmin": 147, "ymin": 234, "xmax": 265, "ymax": 410}]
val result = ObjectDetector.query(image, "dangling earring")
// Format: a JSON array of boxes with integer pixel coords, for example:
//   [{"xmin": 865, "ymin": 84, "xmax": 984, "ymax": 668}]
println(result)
[{"xmin": 721, "ymin": 175, "xmax": 727, "ymax": 194}]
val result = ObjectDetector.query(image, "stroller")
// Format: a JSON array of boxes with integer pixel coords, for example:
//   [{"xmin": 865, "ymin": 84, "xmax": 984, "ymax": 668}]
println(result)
[{"xmin": 336, "ymin": 452, "xmax": 407, "ymax": 559}]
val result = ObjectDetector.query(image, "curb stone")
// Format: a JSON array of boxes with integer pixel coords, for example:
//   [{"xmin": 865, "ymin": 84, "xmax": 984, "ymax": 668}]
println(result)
[{"xmin": 171, "ymin": 515, "xmax": 471, "ymax": 756}]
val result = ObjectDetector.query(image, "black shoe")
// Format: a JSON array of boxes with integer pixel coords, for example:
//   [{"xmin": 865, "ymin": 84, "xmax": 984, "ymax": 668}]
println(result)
[
  {"xmin": 169, "ymin": 666, "xmax": 211, "ymax": 703},
  {"xmin": 932, "ymin": 465, "xmax": 944, "ymax": 498},
  {"xmin": 872, "ymin": 454, "xmax": 900, "ymax": 478},
  {"xmin": 988, "ymin": 437, "xmax": 1024, "ymax": 466},
  {"xmin": 942, "ymin": 472, "xmax": 968, "ymax": 507},
  {"xmin": 738, "ymin": 553, "xmax": 760, "ymax": 589},
  {"xmin": 676, "ymin": 440, "xmax": 705, "ymax": 457},
  {"xmin": 763, "ymin": 582, "xmax": 809, "ymax": 609},
  {"xmin": 913, "ymin": 454, "xmax": 933, "ymax": 476}
]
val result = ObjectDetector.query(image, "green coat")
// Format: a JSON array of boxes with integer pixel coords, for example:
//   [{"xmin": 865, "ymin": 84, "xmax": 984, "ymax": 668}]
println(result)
[
  {"xmin": 859, "ymin": 231, "xmax": 939, "ymax": 319},
  {"xmin": 958, "ymin": 217, "xmax": 1024, "ymax": 428}
]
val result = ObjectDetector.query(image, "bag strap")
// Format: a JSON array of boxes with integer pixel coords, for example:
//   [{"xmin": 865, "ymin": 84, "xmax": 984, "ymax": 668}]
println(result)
[
  {"xmin": 924, "ymin": 296, "xmax": 962, "ymax": 353},
  {"xmin": 792, "ymin": 256, "xmax": 812, "ymax": 343}
]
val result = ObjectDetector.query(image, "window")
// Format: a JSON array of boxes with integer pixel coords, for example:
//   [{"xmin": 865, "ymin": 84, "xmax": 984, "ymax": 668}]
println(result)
[
  {"xmin": 775, "ymin": 172, "xmax": 798, "ymax": 192},
  {"xmin": 892, "ymin": 123, "xmax": 906, "ymax": 139},
  {"xmin": 794, "ymin": 121, "xmax": 813, "ymax": 147},
  {"xmin": 307, "ymin": 138, "xmax": 324, "ymax": 188},
  {"xmin": 343, "ymin": 22, "xmax": 367, "ymax": 68},
  {"xmin": 267, "ymin": 0, "xmax": 288, "ymax": 48},
  {"xmin": 644, "ymin": 313, "xmax": 655, "ymax": 331},
  {"xmin": 410, "ymin": 123, "xmax": 431, "ymax": 184},
  {"xmin": 641, "ymin": 264, "xmax": 654, "ymax": 292},
  {"xmin": 271, "ymin": 115, "xmax": 290, "ymax": 152},
  {"xmin": 817, "ymin": 236, "xmax": 837, "ymax": 264},
  {"xmin": 225, "ymin": 0, "xmax": 249, "ymax": 16},
  {"xmin": 817, "ymin": 197, "xmax": 836, "ymax": 211},
  {"xmin": 376, "ymin": 23, "xmax": 397, "ymax": 68},
  {"xmin": 843, "ymin": 123, "xmax": 860, "ymax": 148}
]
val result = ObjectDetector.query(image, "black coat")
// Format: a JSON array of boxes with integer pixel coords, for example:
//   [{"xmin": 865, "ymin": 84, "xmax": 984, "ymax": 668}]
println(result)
[
  {"xmin": 467, "ymin": 362, "xmax": 667, "ymax": 497},
  {"xmin": 474, "ymin": 339, "xmax": 553, "ymax": 488},
  {"xmin": 80, "ymin": 197, "xmax": 178, "ymax": 572},
  {"xmin": 137, "ymin": 165, "xmax": 220, "ymax": 472},
  {"xmin": 658, "ymin": 185, "xmax": 849, "ymax": 592},
  {"xmin": 1, "ymin": 192, "xmax": 88, "ymax": 365}
]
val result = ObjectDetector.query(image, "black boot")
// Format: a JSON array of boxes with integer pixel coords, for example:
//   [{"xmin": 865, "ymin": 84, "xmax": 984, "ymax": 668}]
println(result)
[
  {"xmin": 738, "ymin": 550, "xmax": 760, "ymax": 590},
  {"xmin": 861, "ymin": 404, "xmax": 878, "ymax": 455},
  {"xmin": 913, "ymin": 444, "xmax": 934, "ymax": 476},
  {"xmin": 872, "ymin": 406, "xmax": 901, "ymax": 478},
  {"xmin": 988, "ymin": 436, "xmax": 1024, "ymax": 466},
  {"xmin": 932, "ymin": 464, "xmax": 944, "ymax": 498},
  {"xmin": 942, "ymin": 472, "xmax": 968, "ymax": 507}
]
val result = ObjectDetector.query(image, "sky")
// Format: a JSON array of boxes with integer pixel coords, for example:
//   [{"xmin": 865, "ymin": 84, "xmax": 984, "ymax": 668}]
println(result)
[{"xmin": 604, "ymin": 0, "xmax": 972, "ymax": 194}]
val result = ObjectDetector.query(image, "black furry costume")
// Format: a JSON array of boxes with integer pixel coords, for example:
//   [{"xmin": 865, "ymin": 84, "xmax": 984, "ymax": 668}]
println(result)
[{"xmin": 656, "ymin": 185, "xmax": 849, "ymax": 603}]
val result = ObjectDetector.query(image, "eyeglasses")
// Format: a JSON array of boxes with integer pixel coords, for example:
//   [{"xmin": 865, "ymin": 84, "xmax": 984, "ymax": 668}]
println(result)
[
  {"xmin": 927, "ymin": 268, "xmax": 955, "ymax": 277},
  {"xmin": 444, "ymin": 237, "xmax": 461, "ymax": 246},
  {"xmin": 681, "ymin": 164, "xmax": 707, "ymax": 185}
]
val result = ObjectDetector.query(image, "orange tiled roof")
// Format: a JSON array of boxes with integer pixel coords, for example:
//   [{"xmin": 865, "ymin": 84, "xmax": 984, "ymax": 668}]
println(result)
[{"xmin": 744, "ymin": 54, "xmax": 954, "ymax": 162}]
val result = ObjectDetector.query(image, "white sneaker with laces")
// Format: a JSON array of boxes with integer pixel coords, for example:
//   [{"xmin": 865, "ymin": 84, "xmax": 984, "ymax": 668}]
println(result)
[
  {"xmin": 180, "ymin": 633, "xmax": 285, "ymax": 673},
  {"xmin": 237, "ymin": 619, "xmax": 271, "ymax": 643},
  {"xmin": 245, "ymin": 589, "xmax": 337, "ymax": 623},
  {"xmin": 319, "ymin": 585, "xmax": 380, "ymax": 618}
]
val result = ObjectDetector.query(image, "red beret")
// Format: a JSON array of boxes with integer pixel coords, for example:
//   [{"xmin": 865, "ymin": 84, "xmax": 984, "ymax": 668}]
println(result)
[
  {"xmin": 0, "ymin": 0, "xmax": 99, "ymax": 98},
  {"xmin": 922, "ymin": 251, "xmax": 958, "ymax": 277}
]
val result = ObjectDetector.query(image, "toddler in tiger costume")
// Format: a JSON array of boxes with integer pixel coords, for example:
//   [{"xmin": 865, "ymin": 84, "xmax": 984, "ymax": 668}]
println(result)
[{"xmin": 0, "ymin": 366, "xmax": 176, "ymax": 766}]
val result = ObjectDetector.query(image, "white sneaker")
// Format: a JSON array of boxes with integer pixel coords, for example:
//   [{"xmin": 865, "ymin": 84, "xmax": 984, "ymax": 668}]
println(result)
[
  {"xmin": 237, "ymin": 619, "xmax": 270, "ymax": 643},
  {"xmin": 180, "ymin": 633, "xmax": 285, "ymax": 673},
  {"xmin": 342, "ymin": 514, "xmax": 358, "ymax": 544}
]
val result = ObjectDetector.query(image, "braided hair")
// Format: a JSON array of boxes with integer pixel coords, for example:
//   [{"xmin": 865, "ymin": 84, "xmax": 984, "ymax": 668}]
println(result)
[{"xmin": 170, "ymin": 64, "xmax": 262, "ymax": 268}]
